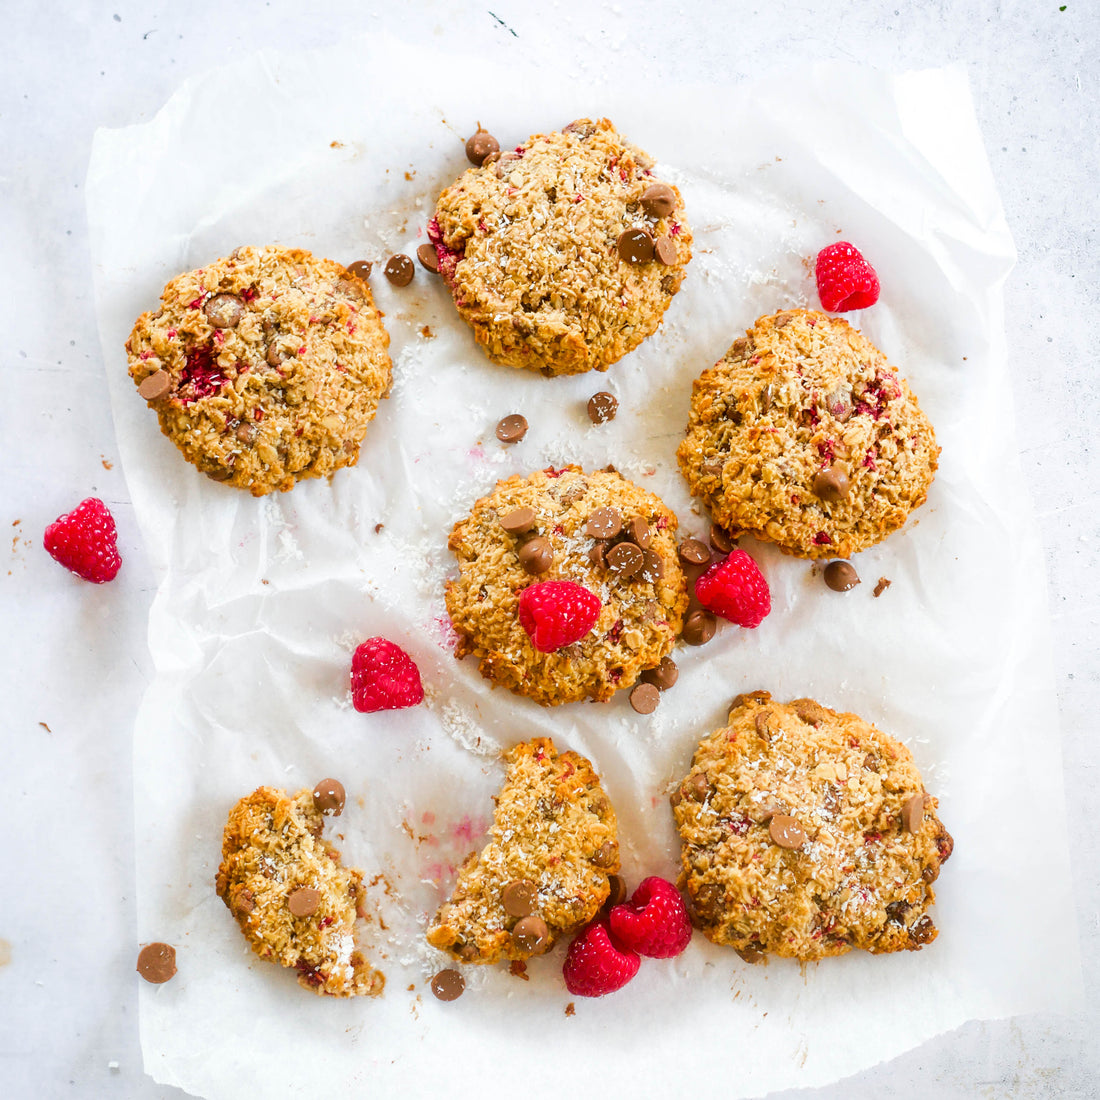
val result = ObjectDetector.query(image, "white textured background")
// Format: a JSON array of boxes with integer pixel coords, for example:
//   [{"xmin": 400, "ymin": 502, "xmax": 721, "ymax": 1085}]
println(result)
[{"xmin": 2, "ymin": 2, "xmax": 1097, "ymax": 1097}]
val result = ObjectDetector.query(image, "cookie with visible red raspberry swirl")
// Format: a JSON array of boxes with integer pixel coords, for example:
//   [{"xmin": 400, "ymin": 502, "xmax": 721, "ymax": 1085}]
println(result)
[{"xmin": 677, "ymin": 309, "xmax": 938, "ymax": 559}]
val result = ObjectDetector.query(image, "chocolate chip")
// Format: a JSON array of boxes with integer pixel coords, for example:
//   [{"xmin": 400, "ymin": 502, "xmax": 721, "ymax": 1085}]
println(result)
[
  {"xmin": 383, "ymin": 254, "xmax": 415, "ymax": 287},
  {"xmin": 606, "ymin": 541, "xmax": 644, "ymax": 579},
  {"xmin": 518, "ymin": 536, "xmax": 553, "ymax": 575},
  {"xmin": 640, "ymin": 549, "xmax": 664, "ymax": 583},
  {"xmin": 501, "ymin": 880, "xmax": 538, "ymax": 918},
  {"xmin": 203, "ymin": 292, "xmax": 244, "ymax": 329},
  {"xmin": 312, "ymin": 778, "xmax": 346, "ymax": 816},
  {"xmin": 511, "ymin": 915, "xmax": 550, "ymax": 955},
  {"xmin": 465, "ymin": 128, "xmax": 500, "ymax": 167},
  {"xmin": 587, "ymin": 391, "xmax": 618, "ymax": 424},
  {"xmin": 266, "ymin": 341, "xmax": 289, "ymax": 368},
  {"xmin": 588, "ymin": 540, "xmax": 610, "ymax": 568},
  {"xmin": 678, "ymin": 538, "xmax": 711, "ymax": 566},
  {"xmin": 456, "ymin": 943, "xmax": 480, "ymax": 962},
  {"xmin": 908, "ymin": 915, "xmax": 937, "ymax": 946},
  {"xmin": 617, "ymin": 227, "xmax": 655, "ymax": 264},
  {"xmin": 495, "ymin": 414, "xmax": 528, "ymax": 443},
  {"xmin": 754, "ymin": 711, "xmax": 771, "ymax": 740},
  {"xmin": 625, "ymin": 517, "xmax": 651, "ymax": 548},
  {"xmin": 681, "ymin": 609, "xmax": 716, "ymax": 645},
  {"xmin": 346, "ymin": 260, "xmax": 372, "ymax": 281},
  {"xmin": 654, "ymin": 236, "xmax": 677, "ymax": 265},
  {"xmin": 735, "ymin": 945, "xmax": 766, "ymax": 965},
  {"xmin": 430, "ymin": 968, "xmax": 466, "ymax": 1001},
  {"xmin": 415, "ymin": 242, "xmax": 440, "ymax": 274},
  {"xmin": 592, "ymin": 840, "xmax": 616, "ymax": 868},
  {"xmin": 604, "ymin": 874, "xmax": 627, "ymax": 910},
  {"xmin": 585, "ymin": 507, "xmax": 622, "ymax": 540},
  {"xmin": 687, "ymin": 774, "xmax": 709, "ymax": 802},
  {"xmin": 640, "ymin": 183, "xmax": 677, "ymax": 218},
  {"xmin": 231, "ymin": 886, "xmax": 255, "ymax": 915},
  {"xmin": 500, "ymin": 506, "xmax": 536, "ymax": 534},
  {"xmin": 812, "ymin": 463, "xmax": 850, "ymax": 504},
  {"xmin": 710, "ymin": 525, "xmax": 736, "ymax": 554},
  {"xmin": 641, "ymin": 656, "xmax": 678, "ymax": 691},
  {"xmin": 792, "ymin": 699, "xmax": 829, "ymax": 726},
  {"xmin": 136, "ymin": 942, "xmax": 177, "ymax": 984},
  {"xmin": 287, "ymin": 887, "xmax": 322, "ymax": 918},
  {"xmin": 873, "ymin": 577, "xmax": 892, "ymax": 598},
  {"xmin": 902, "ymin": 793, "xmax": 925, "ymax": 833},
  {"xmin": 769, "ymin": 815, "xmax": 806, "ymax": 850},
  {"xmin": 629, "ymin": 682, "xmax": 660, "ymax": 714},
  {"xmin": 823, "ymin": 560, "xmax": 860, "ymax": 592},
  {"xmin": 137, "ymin": 370, "xmax": 171, "ymax": 401},
  {"xmin": 235, "ymin": 423, "xmax": 255, "ymax": 443}
]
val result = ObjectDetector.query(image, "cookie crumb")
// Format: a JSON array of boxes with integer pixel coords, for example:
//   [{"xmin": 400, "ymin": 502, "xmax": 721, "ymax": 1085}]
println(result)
[
  {"xmin": 509, "ymin": 960, "xmax": 530, "ymax": 981},
  {"xmin": 564, "ymin": 1001, "xmax": 576, "ymax": 1016},
  {"xmin": 39, "ymin": 721, "xmax": 51, "ymax": 732},
  {"xmin": 873, "ymin": 577, "xmax": 891, "ymax": 598},
  {"xmin": 419, "ymin": 325, "xmax": 434, "ymax": 339}
]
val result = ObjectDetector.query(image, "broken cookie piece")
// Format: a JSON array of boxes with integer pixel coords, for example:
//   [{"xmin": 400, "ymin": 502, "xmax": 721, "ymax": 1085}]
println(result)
[{"xmin": 215, "ymin": 785, "xmax": 384, "ymax": 997}]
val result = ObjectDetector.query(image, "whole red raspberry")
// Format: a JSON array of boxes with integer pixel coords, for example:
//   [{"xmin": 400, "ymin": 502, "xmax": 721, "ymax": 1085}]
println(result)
[
  {"xmin": 694, "ymin": 549, "xmax": 771, "ymax": 628},
  {"xmin": 608, "ymin": 876, "xmax": 692, "ymax": 959},
  {"xmin": 43, "ymin": 497, "xmax": 122, "ymax": 583},
  {"xmin": 350, "ymin": 637, "xmax": 424, "ymax": 712},
  {"xmin": 562, "ymin": 920, "xmax": 640, "ymax": 997},
  {"xmin": 815, "ymin": 241, "xmax": 880, "ymax": 312},
  {"xmin": 517, "ymin": 580, "xmax": 602, "ymax": 653}
]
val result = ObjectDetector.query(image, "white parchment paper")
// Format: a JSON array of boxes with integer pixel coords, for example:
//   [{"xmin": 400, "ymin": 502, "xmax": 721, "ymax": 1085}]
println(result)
[{"xmin": 87, "ymin": 34, "xmax": 1082, "ymax": 1099}]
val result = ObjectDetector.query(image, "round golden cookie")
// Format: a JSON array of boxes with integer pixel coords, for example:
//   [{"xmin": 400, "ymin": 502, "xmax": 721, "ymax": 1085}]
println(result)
[
  {"xmin": 676, "ymin": 309, "xmax": 938, "ymax": 559},
  {"xmin": 671, "ymin": 691, "xmax": 953, "ymax": 962},
  {"xmin": 126, "ymin": 245, "xmax": 392, "ymax": 495},
  {"xmin": 215, "ymin": 786, "xmax": 385, "ymax": 997},
  {"xmin": 429, "ymin": 118, "xmax": 692, "ymax": 376},
  {"xmin": 446, "ymin": 466, "xmax": 689, "ymax": 706}
]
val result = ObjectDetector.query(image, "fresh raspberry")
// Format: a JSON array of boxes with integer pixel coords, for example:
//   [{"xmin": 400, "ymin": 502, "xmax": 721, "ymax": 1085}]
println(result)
[
  {"xmin": 608, "ymin": 877, "xmax": 692, "ymax": 959},
  {"xmin": 562, "ymin": 921, "xmax": 640, "ymax": 997},
  {"xmin": 517, "ymin": 580, "xmax": 601, "ymax": 653},
  {"xmin": 350, "ymin": 637, "xmax": 424, "ymax": 712},
  {"xmin": 815, "ymin": 241, "xmax": 880, "ymax": 312},
  {"xmin": 694, "ymin": 549, "xmax": 771, "ymax": 628},
  {"xmin": 43, "ymin": 498, "xmax": 122, "ymax": 583}
]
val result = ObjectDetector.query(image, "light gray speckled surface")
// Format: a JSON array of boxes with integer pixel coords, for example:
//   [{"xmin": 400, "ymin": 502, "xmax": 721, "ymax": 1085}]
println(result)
[{"xmin": 2, "ymin": 2, "xmax": 1096, "ymax": 1097}]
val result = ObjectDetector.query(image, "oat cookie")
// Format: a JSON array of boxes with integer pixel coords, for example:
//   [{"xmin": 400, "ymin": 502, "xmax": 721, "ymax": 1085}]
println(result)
[
  {"xmin": 677, "ymin": 309, "xmax": 938, "ymax": 558},
  {"xmin": 126, "ymin": 245, "xmax": 392, "ymax": 495},
  {"xmin": 427, "ymin": 738, "xmax": 619, "ymax": 964},
  {"xmin": 672, "ymin": 691, "xmax": 953, "ymax": 961},
  {"xmin": 446, "ymin": 466, "xmax": 689, "ymax": 706},
  {"xmin": 215, "ymin": 786, "xmax": 385, "ymax": 997},
  {"xmin": 429, "ymin": 118, "xmax": 693, "ymax": 376}
]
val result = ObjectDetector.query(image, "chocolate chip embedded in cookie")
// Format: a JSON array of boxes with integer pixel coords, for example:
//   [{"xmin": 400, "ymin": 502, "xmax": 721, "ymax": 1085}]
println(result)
[
  {"xmin": 672, "ymin": 692, "xmax": 952, "ymax": 961},
  {"xmin": 445, "ymin": 466, "xmax": 689, "ymax": 706},
  {"xmin": 125, "ymin": 246, "xmax": 392, "ymax": 496},
  {"xmin": 429, "ymin": 117, "xmax": 693, "ymax": 376},
  {"xmin": 215, "ymin": 785, "xmax": 385, "ymax": 997},
  {"xmin": 427, "ymin": 738, "xmax": 620, "ymax": 964},
  {"xmin": 677, "ymin": 309, "xmax": 938, "ymax": 559}
]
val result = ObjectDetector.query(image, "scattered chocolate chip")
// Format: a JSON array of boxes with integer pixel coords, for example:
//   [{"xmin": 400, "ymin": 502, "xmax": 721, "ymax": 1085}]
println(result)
[
  {"xmin": 346, "ymin": 260, "xmax": 372, "ymax": 281},
  {"xmin": 465, "ymin": 128, "xmax": 500, "ymax": 167},
  {"xmin": 383, "ymin": 254, "xmax": 415, "ymax": 287},
  {"xmin": 136, "ymin": 943, "xmax": 177, "ymax": 984},
  {"xmin": 203, "ymin": 292, "xmax": 244, "ymax": 329},
  {"xmin": 687, "ymin": 774, "xmax": 709, "ymax": 802},
  {"xmin": 137, "ymin": 370, "xmax": 171, "ymax": 401},
  {"xmin": 769, "ymin": 815, "xmax": 807, "ymax": 850},
  {"xmin": 629, "ymin": 682, "xmax": 660, "ymax": 714},
  {"xmin": 606, "ymin": 541, "xmax": 644, "ymax": 579},
  {"xmin": 681, "ymin": 609, "xmax": 716, "ymax": 645},
  {"xmin": 501, "ymin": 880, "xmax": 538, "ymax": 918},
  {"xmin": 678, "ymin": 538, "xmax": 711, "ymax": 566},
  {"xmin": 640, "ymin": 549, "xmax": 664, "ymax": 583},
  {"xmin": 616, "ymin": 227, "xmax": 655, "ymax": 264},
  {"xmin": 415, "ymin": 242, "xmax": 440, "ymax": 273},
  {"xmin": 823, "ymin": 560, "xmax": 860, "ymax": 592},
  {"xmin": 430, "ymin": 968, "xmax": 466, "ymax": 1001},
  {"xmin": 585, "ymin": 507, "xmax": 622, "ymax": 540},
  {"xmin": 287, "ymin": 887, "xmax": 322, "ymax": 918},
  {"xmin": 902, "ymin": 793, "xmax": 925, "ymax": 833},
  {"xmin": 625, "ymin": 516, "xmax": 651, "ymax": 548},
  {"xmin": 588, "ymin": 540, "xmax": 610, "ymax": 568},
  {"xmin": 735, "ymin": 945, "xmax": 766, "ymax": 965},
  {"xmin": 604, "ymin": 874, "xmax": 627, "ymax": 910},
  {"xmin": 312, "ymin": 778, "xmax": 346, "ymax": 816},
  {"xmin": 511, "ymin": 915, "xmax": 550, "ymax": 955},
  {"xmin": 500, "ymin": 506, "xmax": 536, "ymax": 535},
  {"xmin": 710, "ymin": 525, "xmax": 737, "ymax": 554},
  {"xmin": 592, "ymin": 840, "xmax": 615, "ymax": 868},
  {"xmin": 654, "ymin": 236, "xmax": 677, "ymax": 265},
  {"xmin": 518, "ymin": 536, "xmax": 553, "ymax": 575},
  {"xmin": 812, "ymin": 463, "xmax": 851, "ymax": 503},
  {"xmin": 873, "ymin": 577, "xmax": 892, "ymax": 598},
  {"xmin": 587, "ymin": 391, "xmax": 618, "ymax": 424},
  {"xmin": 640, "ymin": 183, "xmax": 677, "ymax": 218},
  {"xmin": 495, "ymin": 414, "xmax": 528, "ymax": 443},
  {"xmin": 641, "ymin": 656, "xmax": 678, "ymax": 691}
]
